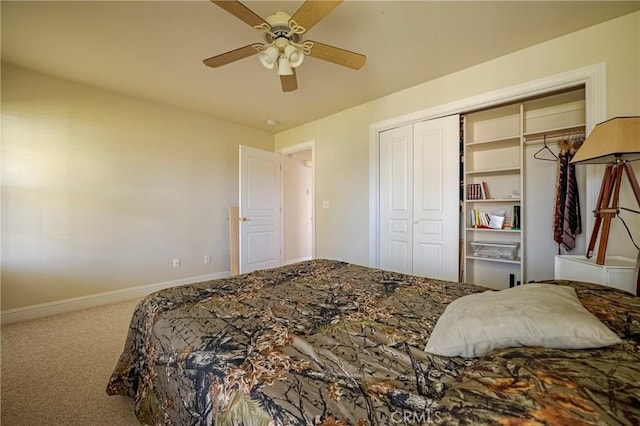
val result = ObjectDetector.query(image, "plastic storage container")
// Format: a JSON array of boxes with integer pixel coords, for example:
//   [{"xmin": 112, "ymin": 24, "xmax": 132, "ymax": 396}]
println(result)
[{"xmin": 470, "ymin": 241, "xmax": 520, "ymax": 260}]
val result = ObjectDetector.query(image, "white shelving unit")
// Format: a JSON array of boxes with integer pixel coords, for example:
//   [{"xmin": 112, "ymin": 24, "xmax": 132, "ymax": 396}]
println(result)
[
  {"xmin": 461, "ymin": 88, "xmax": 586, "ymax": 289},
  {"xmin": 463, "ymin": 104, "xmax": 523, "ymax": 289}
]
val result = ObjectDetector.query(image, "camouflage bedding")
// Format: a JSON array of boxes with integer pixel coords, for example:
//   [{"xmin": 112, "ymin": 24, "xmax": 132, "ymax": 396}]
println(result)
[{"xmin": 106, "ymin": 259, "xmax": 640, "ymax": 425}]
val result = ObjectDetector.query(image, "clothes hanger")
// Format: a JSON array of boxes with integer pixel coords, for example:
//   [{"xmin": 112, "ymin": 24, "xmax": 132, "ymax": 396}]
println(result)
[
  {"xmin": 570, "ymin": 131, "xmax": 585, "ymax": 152},
  {"xmin": 558, "ymin": 138, "xmax": 571, "ymax": 155},
  {"xmin": 534, "ymin": 134, "xmax": 558, "ymax": 161}
]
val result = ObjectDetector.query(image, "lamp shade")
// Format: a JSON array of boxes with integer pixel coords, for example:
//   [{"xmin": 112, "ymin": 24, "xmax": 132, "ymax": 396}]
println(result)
[
  {"xmin": 277, "ymin": 56, "xmax": 293, "ymax": 75},
  {"xmin": 284, "ymin": 44, "xmax": 304, "ymax": 68},
  {"xmin": 258, "ymin": 46, "xmax": 279, "ymax": 69},
  {"xmin": 571, "ymin": 116, "xmax": 640, "ymax": 164}
]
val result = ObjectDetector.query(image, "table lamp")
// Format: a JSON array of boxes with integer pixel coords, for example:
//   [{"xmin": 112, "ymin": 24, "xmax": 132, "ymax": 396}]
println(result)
[{"xmin": 571, "ymin": 116, "xmax": 640, "ymax": 295}]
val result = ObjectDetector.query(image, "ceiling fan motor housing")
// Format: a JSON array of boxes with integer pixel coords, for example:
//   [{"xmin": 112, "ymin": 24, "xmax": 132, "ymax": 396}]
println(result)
[{"xmin": 264, "ymin": 12, "xmax": 300, "ymax": 44}]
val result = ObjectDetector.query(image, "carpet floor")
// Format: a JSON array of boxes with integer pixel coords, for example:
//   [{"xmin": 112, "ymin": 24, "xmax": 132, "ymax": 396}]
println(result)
[{"xmin": 1, "ymin": 299, "xmax": 142, "ymax": 425}]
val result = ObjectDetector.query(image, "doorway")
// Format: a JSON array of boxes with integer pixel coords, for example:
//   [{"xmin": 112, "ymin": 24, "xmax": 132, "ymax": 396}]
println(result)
[
  {"xmin": 235, "ymin": 142, "xmax": 315, "ymax": 274},
  {"xmin": 279, "ymin": 141, "xmax": 315, "ymax": 265}
]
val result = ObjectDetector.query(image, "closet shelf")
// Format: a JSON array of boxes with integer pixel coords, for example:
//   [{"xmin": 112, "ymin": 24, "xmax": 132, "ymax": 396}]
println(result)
[
  {"xmin": 466, "ymin": 135, "xmax": 520, "ymax": 147},
  {"xmin": 465, "ymin": 198, "xmax": 521, "ymax": 203},
  {"xmin": 465, "ymin": 227, "xmax": 521, "ymax": 233},
  {"xmin": 466, "ymin": 166, "xmax": 520, "ymax": 176},
  {"xmin": 466, "ymin": 255, "xmax": 521, "ymax": 265},
  {"xmin": 523, "ymin": 124, "xmax": 585, "ymax": 143}
]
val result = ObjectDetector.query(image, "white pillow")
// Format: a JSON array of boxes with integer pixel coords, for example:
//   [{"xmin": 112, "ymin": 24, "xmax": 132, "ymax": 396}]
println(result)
[{"xmin": 424, "ymin": 284, "xmax": 621, "ymax": 358}]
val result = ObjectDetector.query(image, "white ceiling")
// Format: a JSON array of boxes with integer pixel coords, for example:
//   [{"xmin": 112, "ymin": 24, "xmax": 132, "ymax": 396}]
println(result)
[{"xmin": 2, "ymin": 1, "xmax": 638, "ymax": 133}]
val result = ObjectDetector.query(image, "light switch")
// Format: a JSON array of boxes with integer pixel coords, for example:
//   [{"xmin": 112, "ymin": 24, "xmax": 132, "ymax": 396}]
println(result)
[{"xmin": 322, "ymin": 200, "xmax": 330, "ymax": 208}]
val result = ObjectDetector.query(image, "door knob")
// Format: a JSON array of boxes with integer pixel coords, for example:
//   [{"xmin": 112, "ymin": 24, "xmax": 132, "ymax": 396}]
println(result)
[{"xmin": 240, "ymin": 217, "xmax": 251, "ymax": 222}]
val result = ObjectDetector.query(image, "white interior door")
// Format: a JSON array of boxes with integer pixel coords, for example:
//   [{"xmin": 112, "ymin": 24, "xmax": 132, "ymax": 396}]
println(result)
[
  {"xmin": 379, "ymin": 115, "xmax": 459, "ymax": 281},
  {"xmin": 239, "ymin": 145, "xmax": 282, "ymax": 274}
]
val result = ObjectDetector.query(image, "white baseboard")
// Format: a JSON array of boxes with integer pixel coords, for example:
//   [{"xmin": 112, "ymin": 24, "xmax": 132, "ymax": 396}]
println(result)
[
  {"xmin": 1, "ymin": 271, "xmax": 230, "ymax": 325},
  {"xmin": 283, "ymin": 256, "xmax": 312, "ymax": 266}
]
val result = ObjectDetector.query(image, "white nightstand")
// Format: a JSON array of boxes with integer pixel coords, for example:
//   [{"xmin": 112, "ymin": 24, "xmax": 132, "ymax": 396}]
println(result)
[{"xmin": 554, "ymin": 255, "xmax": 638, "ymax": 295}]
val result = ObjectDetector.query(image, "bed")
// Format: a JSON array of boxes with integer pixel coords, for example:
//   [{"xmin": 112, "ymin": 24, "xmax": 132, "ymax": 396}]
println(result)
[{"xmin": 106, "ymin": 259, "xmax": 640, "ymax": 425}]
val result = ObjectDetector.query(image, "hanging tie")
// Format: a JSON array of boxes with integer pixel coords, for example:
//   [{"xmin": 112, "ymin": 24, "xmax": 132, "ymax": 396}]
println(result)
[
  {"xmin": 553, "ymin": 138, "xmax": 583, "ymax": 251},
  {"xmin": 553, "ymin": 146, "xmax": 569, "ymax": 247}
]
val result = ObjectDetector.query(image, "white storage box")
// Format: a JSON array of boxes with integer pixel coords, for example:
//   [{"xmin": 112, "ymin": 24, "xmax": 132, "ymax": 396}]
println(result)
[{"xmin": 470, "ymin": 241, "xmax": 520, "ymax": 260}]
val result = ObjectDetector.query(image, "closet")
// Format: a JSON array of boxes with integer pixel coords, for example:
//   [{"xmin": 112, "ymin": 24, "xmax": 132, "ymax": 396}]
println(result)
[
  {"xmin": 462, "ymin": 88, "xmax": 586, "ymax": 288},
  {"xmin": 378, "ymin": 115, "xmax": 460, "ymax": 282}
]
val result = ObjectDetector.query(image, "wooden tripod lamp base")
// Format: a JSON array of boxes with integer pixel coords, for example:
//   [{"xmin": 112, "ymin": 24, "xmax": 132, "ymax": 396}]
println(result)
[
  {"xmin": 586, "ymin": 159, "xmax": 640, "ymax": 263},
  {"xmin": 585, "ymin": 158, "xmax": 640, "ymax": 295}
]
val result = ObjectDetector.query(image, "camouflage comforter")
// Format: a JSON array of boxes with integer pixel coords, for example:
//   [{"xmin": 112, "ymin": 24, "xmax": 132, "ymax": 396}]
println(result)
[{"xmin": 106, "ymin": 259, "xmax": 640, "ymax": 425}]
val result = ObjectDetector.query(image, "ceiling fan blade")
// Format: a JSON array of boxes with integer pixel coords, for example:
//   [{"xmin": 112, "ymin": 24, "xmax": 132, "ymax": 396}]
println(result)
[
  {"xmin": 280, "ymin": 70, "xmax": 298, "ymax": 92},
  {"xmin": 291, "ymin": 1, "xmax": 342, "ymax": 32},
  {"xmin": 307, "ymin": 41, "xmax": 366, "ymax": 70},
  {"xmin": 211, "ymin": 0, "xmax": 267, "ymax": 28},
  {"xmin": 203, "ymin": 45, "xmax": 258, "ymax": 68}
]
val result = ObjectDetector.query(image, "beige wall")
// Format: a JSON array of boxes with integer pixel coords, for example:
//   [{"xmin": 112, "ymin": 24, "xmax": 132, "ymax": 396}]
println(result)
[
  {"xmin": 275, "ymin": 12, "xmax": 640, "ymax": 267},
  {"xmin": 2, "ymin": 13, "xmax": 639, "ymax": 311},
  {"xmin": 1, "ymin": 64, "xmax": 273, "ymax": 310}
]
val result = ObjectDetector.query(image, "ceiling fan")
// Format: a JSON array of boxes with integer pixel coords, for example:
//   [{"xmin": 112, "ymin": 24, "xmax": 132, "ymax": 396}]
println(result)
[{"xmin": 203, "ymin": 0, "xmax": 366, "ymax": 92}]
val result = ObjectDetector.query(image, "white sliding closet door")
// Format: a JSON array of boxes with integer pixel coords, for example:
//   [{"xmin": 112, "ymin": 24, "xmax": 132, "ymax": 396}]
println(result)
[
  {"xmin": 379, "ymin": 115, "xmax": 460, "ymax": 281},
  {"xmin": 379, "ymin": 125, "xmax": 413, "ymax": 274},
  {"xmin": 412, "ymin": 118, "xmax": 460, "ymax": 280}
]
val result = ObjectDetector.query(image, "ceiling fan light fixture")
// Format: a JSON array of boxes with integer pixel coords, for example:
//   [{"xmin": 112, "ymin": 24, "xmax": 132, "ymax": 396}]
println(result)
[
  {"xmin": 277, "ymin": 55, "xmax": 294, "ymax": 75},
  {"xmin": 284, "ymin": 44, "xmax": 304, "ymax": 68},
  {"xmin": 206, "ymin": 0, "xmax": 368, "ymax": 92},
  {"xmin": 258, "ymin": 45, "xmax": 279, "ymax": 69}
]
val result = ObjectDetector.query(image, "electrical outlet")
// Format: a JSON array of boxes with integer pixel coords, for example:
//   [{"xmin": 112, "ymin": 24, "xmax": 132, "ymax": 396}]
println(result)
[
  {"xmin": 173, "ymin": 258, "xmax": 180, "ymax": 268},
  {"xmin": 204, "ymin": 255, "xmax": 211, "ymax": 264}
]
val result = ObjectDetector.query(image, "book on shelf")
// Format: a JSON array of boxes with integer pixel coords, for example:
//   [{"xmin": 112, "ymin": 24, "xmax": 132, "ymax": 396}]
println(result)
[
  {"xmin": 466, "ymin": 182, "xmax": 491, "ymax": 200},
  {"xmin": 469, "ymin": 208, "xmax": 508, "ymax": 229},
  {"xmin": 512, "ymin": 205, "xmax": 521, "ymax": 230},
  {"xmin": 481, "ymin": 182, "xmax": 491, "ymax": 199},
  {"xmin": 469, "ymin": 208, "xmax": 488, "ymax": 228}
]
